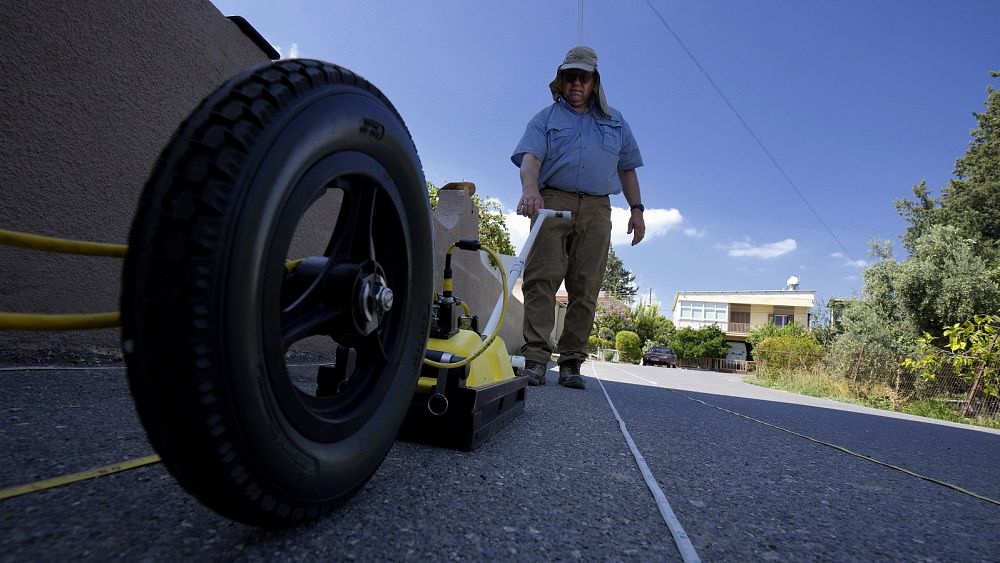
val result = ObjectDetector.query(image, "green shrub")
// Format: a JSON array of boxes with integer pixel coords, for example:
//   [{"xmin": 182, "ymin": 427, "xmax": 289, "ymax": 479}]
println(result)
[
  {"xmin": 754, "ymin": 335, "xmax": 823, "ymax": 372},
  {"xmin": 615, "ymin": 330, "xmax": 642, "ymax": 364},
  {"xmin": 747, "ymin": 321, "xmax": 809, "ymax": 352},
  {"xmin": 669, "ymin": 325, "xmax": 729, "ymax": 360},
  {"xmin": 587, "ymin": 336, "xmax": 614, "ymax": 353},
  {"xmin": 587, "ymin": 335, "xmax": 601, "ymax": 353}
]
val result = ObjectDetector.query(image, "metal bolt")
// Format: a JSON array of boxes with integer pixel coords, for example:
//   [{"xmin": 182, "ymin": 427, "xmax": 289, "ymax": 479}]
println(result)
[{"xmin": 376, "ymin": 287, "xmax": 394, "ymax": 312}]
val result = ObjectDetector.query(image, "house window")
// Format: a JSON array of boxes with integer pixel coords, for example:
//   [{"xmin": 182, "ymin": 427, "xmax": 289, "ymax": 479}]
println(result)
[
  {"xmin": 773, "ymin": 314, "xmax": 791, "ymax": 327},
  {"xmin": 679, "ymin": 301, "xmax": 728, "ymax": 323}
]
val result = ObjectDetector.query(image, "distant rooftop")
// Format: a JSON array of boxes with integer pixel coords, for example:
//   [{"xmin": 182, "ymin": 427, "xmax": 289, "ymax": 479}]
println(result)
[
  {"xmin": 675, "ymin": 289, "xmax": 815, "ymax": 295},
  {"xmin": 672, "ymin": 289, "xmax": 816, "ymax": 310}
]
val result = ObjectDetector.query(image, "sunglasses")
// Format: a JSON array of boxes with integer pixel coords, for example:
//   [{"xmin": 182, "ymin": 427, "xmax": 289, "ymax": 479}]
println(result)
[{"xmin": 561, "ymin": 70, "xmax": 594, "ymax": 84}]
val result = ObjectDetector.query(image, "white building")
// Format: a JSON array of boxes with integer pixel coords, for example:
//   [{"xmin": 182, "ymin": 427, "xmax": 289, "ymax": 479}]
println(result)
[{"xmin": 671, "ymin": 281, "xmax": 815, "ymax": 360}]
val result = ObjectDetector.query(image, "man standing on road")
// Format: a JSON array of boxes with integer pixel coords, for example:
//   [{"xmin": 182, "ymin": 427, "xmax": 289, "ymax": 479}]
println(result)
[{"xmin": 512, "ymin": 46, "xmax": 646, "ymax": 390}]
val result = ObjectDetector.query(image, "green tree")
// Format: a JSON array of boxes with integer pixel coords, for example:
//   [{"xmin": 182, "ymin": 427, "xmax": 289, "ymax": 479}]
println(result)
[
  {"xmin": 895, "ymin": 72, "xmax": 1000, "ymax": 264},
  {"xmin": 826, "ymin": 297, "xmax": 915, "ymax": 387},
  {"xmin": 894, "ymin": 225, "xmax": 1000, "ymax": 337},
  {"xmin": 602, "ymin": 247, "xmax": 637, "ymax": 301},
  {"xmin": 592, "ymin": 302, "xmax": 633, "ymax": 341},
  {"xmin": 427, "ymin": 181, "xmax": 515, "ymax": 256},
  {"xmin": 825, "ymin": 242, "xmax": 915, "ymax": 386},
  {"xmin": 628, "ymin": 302, "xmax": 676, "ymax": 347},
  {"xmin": 669, "ymin": 325, "xmax": 728, "ymax": 360},
  {"xmin": 903, "ymin": 315, "xmax": 1000, "ymax": 413}
]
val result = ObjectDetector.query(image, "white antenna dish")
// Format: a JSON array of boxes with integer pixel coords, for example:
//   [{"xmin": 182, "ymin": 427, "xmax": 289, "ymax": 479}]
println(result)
[{"xmin": 786, "ymin": 275, "xmax": 800, "ymax": 290}]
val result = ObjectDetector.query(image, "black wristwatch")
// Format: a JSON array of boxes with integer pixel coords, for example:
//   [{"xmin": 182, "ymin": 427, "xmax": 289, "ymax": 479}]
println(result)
[{"xmin": 630, "ymin": 203, "xmax": 645, "ymax": 212}]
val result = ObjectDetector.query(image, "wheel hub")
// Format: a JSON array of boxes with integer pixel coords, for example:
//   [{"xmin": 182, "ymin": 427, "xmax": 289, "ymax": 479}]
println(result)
[{"xmin": 358, "ymin": 270, "xmax": 392, "ymax": 334}]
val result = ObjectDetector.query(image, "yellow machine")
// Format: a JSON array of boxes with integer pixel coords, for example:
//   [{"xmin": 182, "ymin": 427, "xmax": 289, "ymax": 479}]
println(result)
[
  {"xmin": 399, "ymin": 210, "xmax": 568, "ymax": 449},
  {"xmin": 398, "ymin": 238, "xmax": 526, "ymax": 450}
]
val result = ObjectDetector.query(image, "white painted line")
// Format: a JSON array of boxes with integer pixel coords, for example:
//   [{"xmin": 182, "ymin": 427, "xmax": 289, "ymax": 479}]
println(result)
[{"xmin": 589, "ymin": 362, "xmax": 702, "ymax": 563}]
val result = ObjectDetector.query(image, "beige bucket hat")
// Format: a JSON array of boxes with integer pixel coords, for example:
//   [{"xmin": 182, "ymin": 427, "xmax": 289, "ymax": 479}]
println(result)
[{"xmin": 548, "ymin": 46, "xmax": 611, "ymax": 117}]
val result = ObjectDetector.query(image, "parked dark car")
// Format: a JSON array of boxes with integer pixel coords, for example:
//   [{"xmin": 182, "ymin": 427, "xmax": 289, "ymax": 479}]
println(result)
[{"xmin": 642, "ymin": 346, "xmax": 678, "ymax": 368}]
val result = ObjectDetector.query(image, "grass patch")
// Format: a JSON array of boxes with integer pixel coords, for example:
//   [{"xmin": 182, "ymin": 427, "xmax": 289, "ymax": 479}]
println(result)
[
  {"xmin": 746, "ymin": 367, "xmax": 1000, "ymax": 431},
  {"xmin": 746, "ymin": 367, "xmax": 851, "ymax": 400},
  {"xmin": 897, "ymin": 399, "xmax": 1000, "ymax": 430}
]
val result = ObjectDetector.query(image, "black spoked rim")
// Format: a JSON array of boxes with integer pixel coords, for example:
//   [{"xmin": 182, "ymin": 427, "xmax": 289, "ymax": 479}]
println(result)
[{"xmin": 262, "ymin": 151, "xmax": 412, "ymax": 443}]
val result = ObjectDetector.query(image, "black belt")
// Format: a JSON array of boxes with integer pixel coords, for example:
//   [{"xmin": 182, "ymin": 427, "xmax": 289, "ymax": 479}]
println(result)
[{"xmin": 541, "ymin": 186, "xmax": 608, "ymax": 197}]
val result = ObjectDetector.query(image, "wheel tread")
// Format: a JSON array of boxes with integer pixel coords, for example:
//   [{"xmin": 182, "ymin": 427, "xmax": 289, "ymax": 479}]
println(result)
[{"xmin": 122, "ymin": 59, "xmax": 425, "ymax": 528}]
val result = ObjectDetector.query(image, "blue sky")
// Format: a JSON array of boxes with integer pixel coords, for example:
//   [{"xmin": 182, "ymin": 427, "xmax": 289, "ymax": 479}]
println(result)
[{"xmin": 210, "ymin": 0, "xmax": 999, "ymax": 309}]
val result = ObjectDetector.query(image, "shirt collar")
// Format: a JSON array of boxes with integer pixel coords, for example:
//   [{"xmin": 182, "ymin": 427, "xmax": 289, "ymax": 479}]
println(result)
[{"xmin": 557, "ymin": 96, "xmax": 596, "ymax": 116}]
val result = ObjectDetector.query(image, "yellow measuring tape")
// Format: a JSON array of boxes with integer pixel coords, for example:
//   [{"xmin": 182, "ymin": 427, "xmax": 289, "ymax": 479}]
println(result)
[
  {"xmin": 0, "ymin": 454, "xmax": 161, "ymax": 501},
  {"xmin": 0, "ymin": 228, "xmax": 127, "ymax": 257},
  {"xmin": 0, "ymin": 311, "xmax": 120, "ymax": 330},
  {"xmin": 0, "ymin": 228, "xmax": 127, "ymax": 330}
]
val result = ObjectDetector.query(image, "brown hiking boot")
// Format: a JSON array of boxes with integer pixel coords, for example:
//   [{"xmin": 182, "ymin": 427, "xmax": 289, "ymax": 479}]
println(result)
[
  {"xmin": 558, "ymin": 361, "xmax": 586, "ymax": 389},
  {"xmin": 519, "ymin": 360, "xmax": 547, "ymax": 386}
]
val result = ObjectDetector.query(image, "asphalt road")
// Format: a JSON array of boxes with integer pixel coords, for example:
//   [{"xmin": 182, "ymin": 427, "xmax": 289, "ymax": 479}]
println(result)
[{"xmin": 2, "ymin": 361, "xmax": 998, "ymax": 561}]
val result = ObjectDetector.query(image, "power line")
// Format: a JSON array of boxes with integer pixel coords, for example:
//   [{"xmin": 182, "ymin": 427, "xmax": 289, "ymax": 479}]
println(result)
[{"xmin": 643, "ymin": 0, "xmax": 860, "ymax": 266}]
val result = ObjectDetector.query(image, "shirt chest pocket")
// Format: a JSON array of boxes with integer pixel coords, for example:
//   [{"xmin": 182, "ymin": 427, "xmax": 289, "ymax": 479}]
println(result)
[
  {"xmin": 546, "ymin": 124, "xmax": 574, "ymax": 158},
  {"xmin": 598, "ymin": 122, "xmax": 623, "ymax": 154}
]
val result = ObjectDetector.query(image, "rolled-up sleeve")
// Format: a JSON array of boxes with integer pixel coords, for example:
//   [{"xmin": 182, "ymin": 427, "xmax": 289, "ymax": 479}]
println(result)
[
  {"xmin": 617, "ymin": 118, "xmax": 643, "ymax": 171},
  {"xmin": 511, "ymin": 110, "xmax": 548, "ymax": 167}
]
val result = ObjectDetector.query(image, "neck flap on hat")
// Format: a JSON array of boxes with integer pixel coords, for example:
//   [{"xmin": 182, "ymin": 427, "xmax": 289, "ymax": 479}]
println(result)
[{"xmin": 547, "ymin": 46, "xmax": 611, "ymax": 117}]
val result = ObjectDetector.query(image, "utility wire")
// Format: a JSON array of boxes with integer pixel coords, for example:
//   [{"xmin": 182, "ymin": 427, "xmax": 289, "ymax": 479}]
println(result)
[{"xmin": 643, "ymin": 0, "xmax": 860, "ymax": 266}]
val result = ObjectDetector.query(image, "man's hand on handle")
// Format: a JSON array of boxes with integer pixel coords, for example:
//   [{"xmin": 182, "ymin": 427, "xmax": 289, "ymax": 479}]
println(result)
[{"xmin": 518, "ymin": 186, "xmax": 544, "ymax": 217}]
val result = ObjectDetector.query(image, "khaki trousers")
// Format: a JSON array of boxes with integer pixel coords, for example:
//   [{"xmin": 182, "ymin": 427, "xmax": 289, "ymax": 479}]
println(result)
[{"xmin": 521, "ymin": 188, "xmax": 612, "ymax": 366}]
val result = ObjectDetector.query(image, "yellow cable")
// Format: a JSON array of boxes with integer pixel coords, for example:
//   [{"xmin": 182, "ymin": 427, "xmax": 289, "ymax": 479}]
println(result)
[
  {"xmin": 423, "ymin": 245, "xmax": 508, "ymax": 369},
  {"xmin": 0, "ymin": 454, "xmax": 161, "ymax": 501},
  {"xmin": 0, "ymin": 312, "xmax": 121, "ymax": 330},
  {"xmin": 0, "ymin": 228, "xmax": 127, "ymax": 257}
]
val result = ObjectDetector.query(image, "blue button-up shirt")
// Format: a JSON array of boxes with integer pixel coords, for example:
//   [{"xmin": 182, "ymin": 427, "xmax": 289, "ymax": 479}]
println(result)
[{"xmin": 511, "ymin": 98, "xmax": 643, "ymax": 196}]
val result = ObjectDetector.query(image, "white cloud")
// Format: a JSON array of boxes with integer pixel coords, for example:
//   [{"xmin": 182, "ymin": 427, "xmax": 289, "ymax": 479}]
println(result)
[
  {"xmin": 503, "ymin": 205, "xmax": 683, "ymax": 254},
  {"xmin": 721, "ymin": 238, "xmax": 797, "ymax": 259},
  {"xmin": 610, "ymin": 206, "xmax": 683, "ymax": 247},
  {"xmin": 276, "ymin": 43, "xmax": 300, "ymax": 59},
  {"xmin": 684, "ymin": 227, "xmax": 706, "ymax": 238},
  {"xmin": 842, "ymin": 275, "xmax": 859, "ymax": 281},
  {"xmin": 830, "ymin": 251, "xmax": 867, "ymax": 268}
]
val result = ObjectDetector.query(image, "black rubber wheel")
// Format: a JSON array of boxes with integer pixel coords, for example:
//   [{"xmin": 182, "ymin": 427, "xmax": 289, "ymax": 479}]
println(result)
[{"xmin": 121, "ymin": 59, "xmax": 432, "ymax": 528}]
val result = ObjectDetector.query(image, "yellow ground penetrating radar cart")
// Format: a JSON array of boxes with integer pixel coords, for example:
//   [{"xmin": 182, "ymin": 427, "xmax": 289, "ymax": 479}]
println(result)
[
  {"xmin": 400, "ymin": 209, "xmax": 569, "ymax": 450},
  {"xmin": 1, "ymin": 54, "xmax": 568, "ymax": 529}
]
